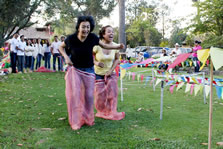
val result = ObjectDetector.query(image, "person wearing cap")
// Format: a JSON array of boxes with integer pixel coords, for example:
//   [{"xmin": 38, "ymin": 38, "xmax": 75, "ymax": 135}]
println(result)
[
  {"xmin": 170, "ymin": 43, "xmax": 181, "ymax": 56},
  {"xmin": 135, "ymin": 52, "xmax": 144, "ymax": 63},
  {"xmin": 192, "ymin": 40, "xmax": 202, "ymax": 72}
]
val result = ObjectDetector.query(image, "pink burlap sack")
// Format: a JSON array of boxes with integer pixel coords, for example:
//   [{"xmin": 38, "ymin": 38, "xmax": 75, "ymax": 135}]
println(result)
[
  {"xmin": 65, "ymin": 67, "xmax": 95, "ymax": 130},
  {"xmin": 94, "ymin": 73, "xmax": 125, "ymax": 120}
]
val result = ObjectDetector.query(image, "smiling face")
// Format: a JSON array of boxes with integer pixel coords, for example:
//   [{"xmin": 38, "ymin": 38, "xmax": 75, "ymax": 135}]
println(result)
[
  {"xmin": 78, "ymin": 21, "xmax": 90, "ymax": 38},
  {"xmin": 103, "ymin": 27, "xmax": 114, "ymax": 43}
]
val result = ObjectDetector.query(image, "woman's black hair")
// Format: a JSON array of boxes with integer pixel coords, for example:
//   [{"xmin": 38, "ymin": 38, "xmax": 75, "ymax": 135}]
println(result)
[
  {"xmin": 75, "ymin": 16, "xmax": 95, "ymax": 33},
  {"xmin": 99, "ymin": 25, "xmax": 112, "ymax": 40}
]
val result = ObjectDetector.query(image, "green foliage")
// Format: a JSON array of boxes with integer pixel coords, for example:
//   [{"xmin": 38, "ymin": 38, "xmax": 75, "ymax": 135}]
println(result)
[
  {"xmin": 0, "ymin": 0, "xmax": 42, "ymax": 46},
  {"xmin": 43, "ymin": 0, "xmax": 116, "ymax": 36},
  {"xmin": 191, "ymin": 0, "xmax": 223, "ymax": 36},
  {"xmin": 126, "ymin": 2, "xmax": 161, "ymax": 47},
  {"xmin": 169, "ymin": 25, "xmax": 187, "ymax": 47},
  {"xmin": 159, "ymin": 40, "xmax": 169, "ymax": 47},
  {"xmin": 0, "ymin": 70, "xmax": 223, "ymax": 148},
  {"xmin": 202, "ymin": 35, "xmax": 223, "ymax": 49}
]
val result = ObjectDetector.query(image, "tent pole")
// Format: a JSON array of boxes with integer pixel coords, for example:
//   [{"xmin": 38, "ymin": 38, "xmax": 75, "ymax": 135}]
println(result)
[{"xmin": 208, "ymin": 59, "xmax": 214, "ymax": 149}]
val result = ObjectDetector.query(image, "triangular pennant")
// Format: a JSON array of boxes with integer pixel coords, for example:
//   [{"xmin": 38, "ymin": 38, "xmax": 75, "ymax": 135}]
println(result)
[
  {"xmin": 190, "ymin": 84, "xmax": 195, "ymax": 95},
  {"xmin": 185, "ymin": 83, "xmax": 191, "ymax": 93},
  {"xmin": 191, "ymin": 77, "xmax": 198, "ymax": 84},
  {"xmin": 141, "ymin": 75, "xmax": 144, "ymax": 83},
  {"xmin": 132, "ymin": 72, "xmax": 135, "ymax": 81},
  {"xmin": 155, "ymin": 79, "xmax": 162, "ymax": 87},
  {"xmin": 170, "ymin": 85, "xmax": 176, "ymax": 94},
  {"xmin": 205, "ymin": 85, "xmax": 210, "ymax": 98},
  {"xmin": 176, "ymin": 82, "xmax": 185, "ymax": 91},
  {"xmin": 137, "ymin": 74, "xmax": 140, "ymax": 82},
  {"xmin": 145, "ymin": 76, "xmax": 150, "ymax": 85},
  {"xmin": 128, "ymin": 72, "xmax": 132, "ymax": 80},
  {"xmin": 215, "ymin": 86, "xmax": 222, "ymax": 99},
  {"xmin": 194, "ymin": 84, "xmax": 201, "ymax": 96},
  {"xmin": 120, "ymin": 69, "xmax": 126, "ymax": 79}
]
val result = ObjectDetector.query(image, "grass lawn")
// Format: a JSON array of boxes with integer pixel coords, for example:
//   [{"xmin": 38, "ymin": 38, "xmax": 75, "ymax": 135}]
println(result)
[{"xmin": 0, "ymin": 69, "xmax": 223, "ymax": 149}]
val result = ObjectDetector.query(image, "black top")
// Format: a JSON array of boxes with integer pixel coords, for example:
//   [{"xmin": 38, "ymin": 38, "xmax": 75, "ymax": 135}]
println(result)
[{"xmin": 65, "ymin": 33, "xmax": 99, "ymax": 68}]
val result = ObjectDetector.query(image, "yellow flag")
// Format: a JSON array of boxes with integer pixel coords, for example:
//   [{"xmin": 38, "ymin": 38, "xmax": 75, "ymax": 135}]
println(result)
[
  {"xmin": 120, "ymin": 69, "xmax": 126, "ymax": 79},
  {"xmin": 197, "ymin": 49, "xmax": 210, "ymax": 71},
  {"xmin": 191, "ymin": 77, "xmax": 198, "ymax": 84},
  {"xmin": 189, "ymin": 61, "xmax": 193, "ymax": 67},
  {"xmin": 166, "ymin": 72, "xmax": 169, "ymax": 80},
  {"xmin": 137, "ymin": 74, "xmax": 140, "ymax": 82}
]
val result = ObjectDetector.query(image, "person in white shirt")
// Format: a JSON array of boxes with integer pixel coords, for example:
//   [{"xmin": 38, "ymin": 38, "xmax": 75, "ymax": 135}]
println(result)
[
  {"xmin": 8, "ymin": 33, "xmax": 19, "ymax": 73},
  {"xmin": 17, "ymin": 35, "xmax": 26, "ymax": 73},
  {"xmin": 25, "ymin": 40, "xmax": 34, "ymax": 72},
  {"xmin": 60, "ymin": 35, "xmax": 66, "ymax": 71},
  {"xmin": 35, "ymin": 38, "xmax": 44, "ymax": 70},
  {"xmin": 43, "ymin": 39, "xmax": 51, "ymax": 69},
  {"xmin": 31, "ymin": 39, "xmax": 38, "ymax": 71},
  {"xmin": 170, "ymin": 43, "xmax": 182, "ymax": 57},
  {"xmin": 51, "ymin": 35, "xmax": 62, "ymax": 71}
]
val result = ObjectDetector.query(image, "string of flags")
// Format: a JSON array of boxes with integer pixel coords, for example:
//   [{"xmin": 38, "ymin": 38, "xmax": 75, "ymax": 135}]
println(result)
[{"xmin": 121, "ymin": 70, "xmax": 223, "ymax": 99}]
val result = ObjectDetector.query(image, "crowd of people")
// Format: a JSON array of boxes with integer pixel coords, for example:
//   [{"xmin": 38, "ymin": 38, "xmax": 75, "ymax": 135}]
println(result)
[{"xmin": 7, "ymin": 34, "xmax": 65, "ymax": 73}]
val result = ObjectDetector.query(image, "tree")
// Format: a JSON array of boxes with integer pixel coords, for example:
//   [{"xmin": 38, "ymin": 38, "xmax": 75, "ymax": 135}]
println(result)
[
  {"xmin": 43, "ymin": 0, "xmax": 116, "ymax": 24},
  {"xmin": 190, "ymin": 0, "xmax": 223, "ymax": 36},
  {"xmin": 0, "ymin": 0, "xmax": 42, "ymax": 46},
  {"xmin": 125, "ymin": 2, "xmax": 161, "ymax": 47},
  {"xmin": 118, "ymin": 0, "xmax": 126, "ymax": 51},
  {"xmin": 169, "ymin": 21, "xmax": 187, "ymax": 47}
]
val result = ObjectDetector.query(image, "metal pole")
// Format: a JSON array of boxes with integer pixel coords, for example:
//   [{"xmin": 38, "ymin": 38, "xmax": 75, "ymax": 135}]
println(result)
[
  {"xmin": 203, "ymin": 72, "xmax": 206, "ymax": 104},
  {"xmin": 160, "ymin": 80, "xmax": 164, "ymax": 120},
  {"xmin": 152, "ymin": 68, "xmax": 155, "ymax": 91},
  {"xmin": 120, "ymin": 76, "xmax": 124, "ymax": 102}
]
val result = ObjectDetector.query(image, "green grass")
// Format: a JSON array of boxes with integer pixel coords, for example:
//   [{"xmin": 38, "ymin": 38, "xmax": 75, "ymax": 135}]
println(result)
[{"xmin": 0, "ymin": 70, "xmax": 223, "ymax": 149}]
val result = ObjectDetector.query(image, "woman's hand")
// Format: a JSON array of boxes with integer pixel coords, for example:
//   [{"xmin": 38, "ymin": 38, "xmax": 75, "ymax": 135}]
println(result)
[
  {"xmin": 105, "ymin": 70, "xmax": 113, "ymax": 77},
  {"xmin": 65, "ymin": 57, "xmax": 73, "ymax": 66},
  {"xmin": 117, "ymin": 43, "xmax": 125, "ymax": 49},
  {"xmin": 95, "ymin": 61, "xmax": 104, "ymax": 68}
]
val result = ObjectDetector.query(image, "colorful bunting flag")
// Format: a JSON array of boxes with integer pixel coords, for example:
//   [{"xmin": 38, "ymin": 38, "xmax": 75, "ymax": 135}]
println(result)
[
  {"xmin": 185, "ymin": 83, "xmax": 192, "ymax": 93},
  {"xmin": 120, "ymin": 68, "xmax": 126, "ymax": 79},
  {"xmin": 197, "ymin": 49, "xmax": 210, "ymax": 71},
  {"xmin": 205, "ymin": 85, "xmax": 210, "ymax": 98},
  {"xmin": 132, "ymin": 72, "xmax": 135, "ymax": 81},
  {"xmin": 210, "ymin": 47, "xmax": 223, "ymax": 70},
  {"xmin": 155, "ymin": 79, "xmax": 162, "ymax": 87},
  {"xmin": 141, "ymin": 75, "xmax": 144, "ymax": 83},
  {"xmin": 170, "ymin": 85, "xmax": 176, "ymax": 94},
  {"xmin": 190, "ymin": 84, "xmax": 195, "ymax": 95},
  {"xmin": 176, "ymin": 82, "xmax": 185, "ymax": 91},
  {"xmin": 194, "ymin": 84, "xmax": 201, "ymax": 96}
]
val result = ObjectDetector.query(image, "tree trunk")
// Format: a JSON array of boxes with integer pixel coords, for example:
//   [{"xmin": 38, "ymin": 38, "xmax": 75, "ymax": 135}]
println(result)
[{"xmin": 118, "ymin": 0, "xmax": 126, "ymax": 52}]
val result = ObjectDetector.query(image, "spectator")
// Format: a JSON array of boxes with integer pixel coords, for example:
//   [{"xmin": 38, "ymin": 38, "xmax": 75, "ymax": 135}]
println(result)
[
  {"xmin": 170, "ymin": 43, "xmax": 181, "ymax": 56},
  {"xmin": 51, "ymin": 35, "xmax": 62, "ymax": 71},
  {"xmin": 17, "ymin": 35, "xmax": 26, "ymax": 73},
  {"xmin": 135, "ymin": 52, "xmax": 144, "ymax": 63},
  {"xmin": 192, "ymin": 40, "xmax": 202, "ymax": 72},
  {"xmin": 43, "ymin": 39, "xmax": 51, "ymax": 69}
]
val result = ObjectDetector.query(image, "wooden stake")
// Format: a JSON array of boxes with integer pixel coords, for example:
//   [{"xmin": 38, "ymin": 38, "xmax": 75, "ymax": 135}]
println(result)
[{"xmin": 208, "ymin": 59, "xmax": 214, "ymax": 149}]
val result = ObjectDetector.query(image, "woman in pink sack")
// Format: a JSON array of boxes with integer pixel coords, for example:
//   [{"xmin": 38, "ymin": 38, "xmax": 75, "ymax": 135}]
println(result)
[
  {"xmin": 59, "ymin": 16, "xmax": 124, "ymax": 130},
  {"xmin": 93, "ymin": 25, "xmax": 125, "ymax": 120}
]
